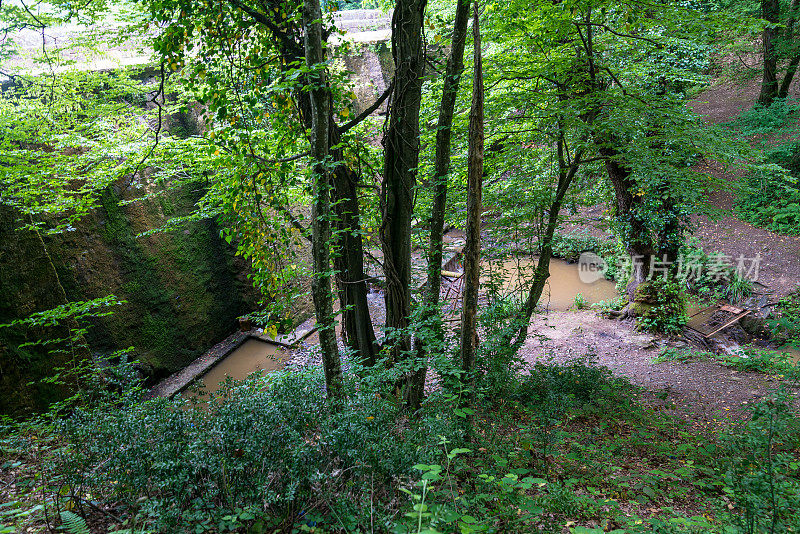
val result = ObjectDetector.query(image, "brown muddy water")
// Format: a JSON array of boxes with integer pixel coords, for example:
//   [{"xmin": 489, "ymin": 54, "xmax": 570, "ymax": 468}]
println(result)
[
  {"xmin": 192, "ymin": 338, "xmax": 285, "ymax": 396},
  {"xmin": 482, "ymin": 257, "xmax": 619, "ymax": 311}
]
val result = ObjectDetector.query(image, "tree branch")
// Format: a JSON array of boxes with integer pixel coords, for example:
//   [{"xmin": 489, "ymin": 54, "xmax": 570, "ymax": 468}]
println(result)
[{"xmin": 338, "ymin": 81, "xmax": 394, "ymax": 134}]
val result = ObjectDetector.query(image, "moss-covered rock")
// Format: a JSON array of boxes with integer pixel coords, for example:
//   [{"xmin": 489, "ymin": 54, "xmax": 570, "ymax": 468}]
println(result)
[
  {"xmin": 633, "ymin": 279, "xmax": 688, "ymax": 335},
  {"xmin": 0, "ymin": 180, "xmax": 257, "ymax": 416}
]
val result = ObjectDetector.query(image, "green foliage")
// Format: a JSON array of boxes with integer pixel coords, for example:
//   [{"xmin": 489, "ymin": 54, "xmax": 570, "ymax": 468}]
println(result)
[
  {"xmin": 731, "ymin": 102, "xmax": 800, "ymax": 235},
  {"xmin": 511, "ymin": 356, "xmax": 634, "ymax": 414},
  {"xmin": 655, "ymin": 345, "xmax": 800, "ymax": 378},
  {"xmin": 737, "ymin": 156, "xmax": 800, "ymax": 235},
  {"xmin": 654, "ymin": 347, "xmax": 714, "ymax": 363},
  {"xmin": 0, "ymin": 68, "xmax": 156, "ymax": 233},
  {"xmin": 719, "ymin": 347, "xmax": 800, "ymax": 378},
  {"xmin": 591, "ymin": 296, "xmax": 628, "ymax": 314},
  {"xmin": 550, "ymin": 234, "xmax": 613, "ymax": 264},
  {"xmin": 635, "ymin": 279, "xmax": 689, "ymax": 335},
  {"xmin": 724, "ymin": 100, "xmax": 800, "ymax": 137},
  {"xmin": 59, "ymin": 511, "xmax": 90, "ymax": 534},
  {"xmin": 573, "ymin": 293, "xmax": 589, "ymax": 310},
  {"xmin": 721, "ymin": 390, "xmax": 800, "ymax": 533},
  {"xmin": 679, "ymin": 243, "xmax": 754, "ymax": 302},
  {"xmin": 475, "ymin": 293, "xmax": 527, "ymax": 394},
  {"xmin": 49, "ymin": 366, "xmax": 456, "ymax": 532},
  {"xmin": 772, "ymin": 288, "xmax": 800, "ymax": 347}
]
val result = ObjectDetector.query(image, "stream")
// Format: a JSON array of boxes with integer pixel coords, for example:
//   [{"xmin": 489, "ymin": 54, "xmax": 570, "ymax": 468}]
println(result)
[
  {"xmin": 482, "ymin": 257, "xmax": 619, "ymax": 311},
  {"xmin": 191, "ymin": 338, "xmax": 285, "ymax": 396}
]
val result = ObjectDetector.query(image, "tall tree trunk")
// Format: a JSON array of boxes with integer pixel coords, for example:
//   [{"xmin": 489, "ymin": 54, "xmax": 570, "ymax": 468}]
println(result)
[
  {"xmin": 460, "ymin": 0, "xmax": 484, "ymax": 408},
  {"xmin": 601, "ymin": 146, "xmax": 656, "ymax": 300},
  {"xmin": 304, "ymin": 0, "xmax": 341, "ymax": 396},
  {"xmin": 508, "ymin": 130, "xmax": 583, "ymax": 348},
  {"xmin": 758, "ymin": 0, "xmax": 780, "ymax": 106},
  {"xmin": 409, "ymin": 0, "xmax": 472, "ymax": 409},
  {"xmin": 231, "ymin": 1, "xmax": 378, "ymax": 366},
  {"xmin": 424, "ymin": 0, "xmax": 472, "ymax": 314},
  {"xmin": 778, "ymin": 0, "xmax": 800, "ymax": 98},
  {"xmin": 329, "ymin": 129, "xmax": 379, "ymax": 366},
  {"xmin": 380, "ymin": 0, "xmax": 427, "ymax": 398}
]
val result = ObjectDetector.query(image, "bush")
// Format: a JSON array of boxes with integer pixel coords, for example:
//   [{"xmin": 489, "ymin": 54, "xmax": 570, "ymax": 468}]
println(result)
[
  {"xmin": 550, "ymin": 233, "xmax": 619, "ymax": 267},
  {"xmin": 50, "ymin": 368, "xmax": 456, "ymax": 532},
  {"xmin": 676, "ymin": 243, "xmax": 754, "ymax": 303},
  {"xmin": 509, "ymin": 356, "xmax": 635, "ymax": 417},
  {"xmin": 737, "ymin": 169, "xmax": 800, "ymax": 236},
  {"xmin": 634, "ymin": 279, "xmax": 688, "ymax": 335},
  {"xmin": 573, "ymin": 292, "xmax": 589, "ymax": 310},
  {"xmin": 771, "ymin": 287, "xmax": 800, "ymax": 347},
  {"xmin": 722, "ymin": 390, "xmax": 800, "ymax": 533},
  {"xmin": 476, "ymin": 294, "xmax": 527, "ymax": 395},
  {"xmin": 719, "ymin": 346, "xmax": 800, "ymax": 378},
  {"xmin": 724, "ymin": 99, "xmax": 800, "ymax": 137}
]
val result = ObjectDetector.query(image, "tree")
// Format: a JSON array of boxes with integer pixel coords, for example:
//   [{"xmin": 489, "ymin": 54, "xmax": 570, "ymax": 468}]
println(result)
[
  {"xmin": 303, "ymin": 0, "xmax": 342, "ymax": 395},
  {"xmin": 144, "ymin": 0, "xmax": 381, "ymax": 365},
  {"xmin": 757, "ymin": 0, "xmax": 800, "ymax": 105},
  {"xmin": 379, "ymin": 0, "xmax": 428, "ymax": 401},
  {"xmin": 412, "ymin": 0, "xmax": 472, "ymax": 409},
  {"xmin": 460, "ymin": 0, "xmax": 483, "ymax": 407},
  {"xmin": 450, "ymin": 0, "xmax": 742, "ymax": 348}
]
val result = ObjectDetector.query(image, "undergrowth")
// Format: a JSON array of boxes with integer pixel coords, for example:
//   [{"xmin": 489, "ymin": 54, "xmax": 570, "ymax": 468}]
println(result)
[
  {"xmin": 2, "ymin": 358, "xmax": 799, "ymax": 533},
  {"xmin": 729, "ymin": 100, "xmax": 800, "ymax": 236},
  {"xmin": 655, "ymin": 346, "xmax": 800, "ymax": 379}
]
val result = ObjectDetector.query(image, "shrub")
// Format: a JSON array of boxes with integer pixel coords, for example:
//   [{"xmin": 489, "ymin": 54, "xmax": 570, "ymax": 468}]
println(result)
[
  {"xmin": 550, "ymin": 232, "xmax": 619, "ymax": 268},
  {"xmin": 724, "ymin": 99, "xmax": 800, "ymax": 137},
  {"xmin": 737, "ymin": 138, "xmax": 800, "ymax": 236},
  {"xmin": 591, "ymin": 296, "xmax": 627, "ymax": 313},
  {"xmin": 476, "ymin": 294, "xmax": 527, "ymax": 395},
  {"xmin": 721, "ymin": 390, "xmax": 800, "ymax": 533},
  {"xmin": 51, "ymin": 368, "xmax": 456, "ymax": 532},
  {"xmin": 551, "ymin": 233, "xmax": 602, "ymax": 262},
  {"xmin": 634, "ymin": 279, "xmax": 688, "ymax": 335},
  {"xmin": 719, "ymin": 347, "xmax": 800, "ymax": 378},
  {"xmin": 509, "ymin": 356, "xmax": 635, "ymax": 417},
  {"xmin": 679, "ymin": 243, "xmax": 754, "ymax": 303},
  {"xmin": 654, "ymin": 347, "xmax": 713, "ymax": 363},
  {"xmin": 573, "ymin": 292, "xmax": 589, "ymax": 310},
  {"xmin": 771, "ymin": 287, "xmax": 800, "ymax": 347},
  {"xmin": 737, "ymin": 169, "xmax": 800, "ymax": 236}
]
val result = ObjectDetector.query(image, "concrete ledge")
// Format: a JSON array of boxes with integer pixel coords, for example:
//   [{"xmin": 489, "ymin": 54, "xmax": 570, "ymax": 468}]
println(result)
[{"xmin": 146, "ymin": 318, "xmax": 315, "ymax": 399}]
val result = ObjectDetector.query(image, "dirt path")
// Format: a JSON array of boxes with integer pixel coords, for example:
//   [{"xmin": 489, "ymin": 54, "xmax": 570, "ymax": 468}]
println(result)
[
  {"xmin": 690, "ymin": 164, "xmax": 800, "ymax": 299},
  {"xmin": 690, "ymin": 78, "xmax": 800, "ymax": 297},
  {"xmin": 520, "ymin": 310, "xmax": 799, "ymax": 428}
]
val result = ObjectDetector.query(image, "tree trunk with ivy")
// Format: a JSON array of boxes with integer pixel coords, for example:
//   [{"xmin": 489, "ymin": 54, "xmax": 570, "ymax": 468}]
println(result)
[
  {"xmin": 460, "ymin": 0, "xmax": 484, "ymax": 410},
  {"xmin": 601, "ymin": 146, "xmax": 656, "ymax": 300},
  {"xmin": 380, "ymin": 0, "xmax": 427, "ymax": 403},
  {"xmin": 304, "ymin": 0, "xmax": 341, "ymax": 396}
]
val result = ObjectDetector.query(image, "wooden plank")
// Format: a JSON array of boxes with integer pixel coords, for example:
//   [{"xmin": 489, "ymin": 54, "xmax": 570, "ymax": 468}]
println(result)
[
  {"xmin": 688, "ymin": 305, "xmax": 716, "ymax": 318},
  {"xmin": 702, "ymin": 310, "xmax": 751, "ymax": 338}
]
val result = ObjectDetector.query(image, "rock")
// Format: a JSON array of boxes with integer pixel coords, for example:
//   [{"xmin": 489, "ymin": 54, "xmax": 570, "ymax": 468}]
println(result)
[{"xmin": 639, "ymin": 337, "xmax": 659, "ymax": 350}]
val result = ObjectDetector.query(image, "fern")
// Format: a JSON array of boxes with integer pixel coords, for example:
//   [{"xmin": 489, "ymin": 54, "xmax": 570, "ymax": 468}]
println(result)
[{"xmin": 60, "ymin": 511, "xmax": 90, "ymax": 534}]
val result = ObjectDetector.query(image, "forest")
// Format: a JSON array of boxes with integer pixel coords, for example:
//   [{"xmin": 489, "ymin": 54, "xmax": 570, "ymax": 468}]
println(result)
[{"xmin": 1, "ymin": 0, "xmax": 800, "ymax": 532}]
